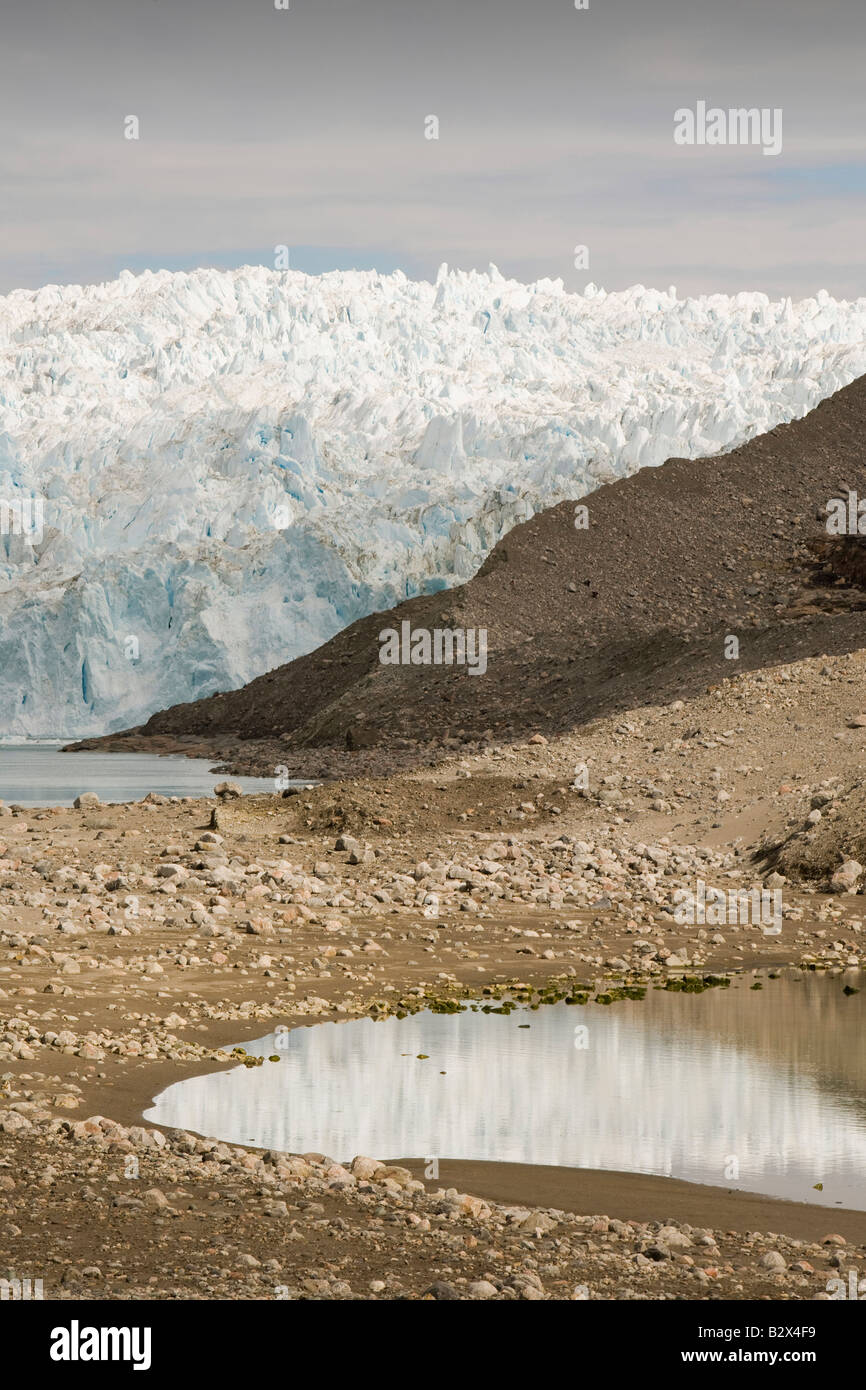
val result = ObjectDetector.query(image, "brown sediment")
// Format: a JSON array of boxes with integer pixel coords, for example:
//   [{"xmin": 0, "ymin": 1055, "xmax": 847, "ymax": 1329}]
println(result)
[{"xmin": 394, "ymin": 1160, "xmax": 866, "ymax": 1247}]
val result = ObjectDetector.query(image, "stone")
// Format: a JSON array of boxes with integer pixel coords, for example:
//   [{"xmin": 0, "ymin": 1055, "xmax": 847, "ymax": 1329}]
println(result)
[
  {"xmin": 511, "ymin": 1274, "xmax": 546, "ymax": 1299},
  {"xmin": 350, "ymin": 1155, "xmax": 384, "ymax": 1180},
  {"xmin": 468, "ymin": 1280, "xmax": 498, "ymax": 1299},
  {"xmin": 348, "ymin": 844, "xmax": 374, "ymax": 866},
  {"xmin": 519, "ymin": 1211, "xmax": 556, "ymax": 1235},
  {"xmin": 760, "ymin": 1250, "xmax": 786, "ymax": 1271},
  {"xmin": 0, "ymin": 1111, "xmax": 32, "ymax": 1133},
  {"xmin": 831, "ymin": 860, "xmax": 863, "ymax": 893},
  {"xmin": 656, "ymin": 1225, "xmax": 692, "ymax": 1249},
  {"xmin": 214, "ymin": 782, "xmax": 243, "ymax": 799},
  {"xmin": 73, "ymin": 793, "xmax": 101, "ymax": 810},
  {"xmin": 459, "ymin": 1193, "xmax": 491, "ymax": 1219},
  {"xmin": 423, "ymin": 1281, "xmax": 461, "ymax": 1300}
]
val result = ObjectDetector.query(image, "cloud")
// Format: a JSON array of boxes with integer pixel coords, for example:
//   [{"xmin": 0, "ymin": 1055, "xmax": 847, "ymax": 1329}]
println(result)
[{"xmin": 0, "ymin": 0, "xmax": 863, "ymax": 296}]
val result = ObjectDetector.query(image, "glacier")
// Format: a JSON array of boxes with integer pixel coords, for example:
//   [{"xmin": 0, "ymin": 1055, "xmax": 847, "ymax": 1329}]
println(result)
[{"xmin": 1, "ymin": 262, "xmax": 866, "ymax": 738}]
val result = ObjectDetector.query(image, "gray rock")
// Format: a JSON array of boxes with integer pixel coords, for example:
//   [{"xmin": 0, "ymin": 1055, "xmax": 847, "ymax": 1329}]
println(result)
[
  {"xmin": 423, "ymin": 1281, "xmax": 461, "ymax": 1300},
  {"xmin": 656, "ymin": 1225, "xmax": 692, "ymax": 1249},
  {"xmin": 760, "ymin": 1250, "xmax": 786, "ymax": 1271},
  {"xmin": 214, "ymin": 781, "xmax": 243, "ymax": 799},
  {"xmin": 831, "ymin": 860, "xmax": 863, "ymax": 893},
  {"xmin": 468, "ymin": 1280, "xmax": 498, "ymax": 1299}
]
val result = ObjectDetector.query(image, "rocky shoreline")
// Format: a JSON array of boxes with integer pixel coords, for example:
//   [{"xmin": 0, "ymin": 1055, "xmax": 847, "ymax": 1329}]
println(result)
[
  {"xmin": 5, "ymin": 652, "xmax": 866, "ymax": 1299},
  {"xmin": 3, "ymin": 1107, "xmax": 860, "ymax": 1301}
]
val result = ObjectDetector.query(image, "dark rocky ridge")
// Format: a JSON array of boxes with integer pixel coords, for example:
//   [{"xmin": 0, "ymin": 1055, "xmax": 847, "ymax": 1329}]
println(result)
[{"xmin": 78, "ymin": 373, "xmax": 866, "ymax": 752}]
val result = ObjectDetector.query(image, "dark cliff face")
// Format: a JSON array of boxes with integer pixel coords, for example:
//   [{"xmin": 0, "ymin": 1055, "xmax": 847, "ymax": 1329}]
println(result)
[{"xmin": 133, "ymin": 374, "xmax": 866, "ymax": 749}]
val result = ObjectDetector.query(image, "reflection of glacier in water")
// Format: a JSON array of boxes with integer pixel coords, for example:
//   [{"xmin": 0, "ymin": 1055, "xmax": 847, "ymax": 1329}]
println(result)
[{"xmin": 146, "ymin": 973, "xmax": 866, "ymax": 1210}]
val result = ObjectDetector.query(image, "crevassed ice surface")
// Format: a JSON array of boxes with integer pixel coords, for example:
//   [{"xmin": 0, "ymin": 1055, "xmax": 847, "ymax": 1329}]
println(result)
[{"xmin": 2, "ymin": 264, "xmax": 866, "ymax": 737}]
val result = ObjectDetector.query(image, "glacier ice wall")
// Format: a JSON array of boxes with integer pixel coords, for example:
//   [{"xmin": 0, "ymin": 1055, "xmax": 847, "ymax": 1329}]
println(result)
[{"xmin": 1, "ymin": 263, "xmax": 866, "ymax": 737}]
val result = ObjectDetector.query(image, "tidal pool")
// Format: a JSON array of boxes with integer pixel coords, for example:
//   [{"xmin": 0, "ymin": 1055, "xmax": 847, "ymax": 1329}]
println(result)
[{"xmin": 145, "ymin": 971, "xmax": 866, "ymax": 1210}]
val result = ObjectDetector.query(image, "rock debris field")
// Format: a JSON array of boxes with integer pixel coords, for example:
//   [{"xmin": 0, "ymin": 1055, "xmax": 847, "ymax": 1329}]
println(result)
[{"xmin": 4, "ymin": 644, "xmax": 866, "ymax": 1298}]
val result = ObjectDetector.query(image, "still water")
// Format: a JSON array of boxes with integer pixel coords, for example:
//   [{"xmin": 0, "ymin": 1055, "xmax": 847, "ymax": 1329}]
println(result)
[
  {"xmin": 0, "ymin": 744, "xmax": 278, "ymax": 806},
  {"xmin": 145, "ymin": 971, "xmax": 866, "ymax": 1210}
]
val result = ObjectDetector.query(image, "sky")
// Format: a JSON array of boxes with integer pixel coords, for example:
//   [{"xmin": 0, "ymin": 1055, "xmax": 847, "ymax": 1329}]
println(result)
[{"xmin": 1, "ymin": 0, "xmax": 864, "ymax": 299}]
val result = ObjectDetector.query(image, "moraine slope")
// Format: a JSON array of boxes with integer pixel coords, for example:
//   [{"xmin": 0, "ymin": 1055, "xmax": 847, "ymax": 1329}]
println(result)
[{"xmin": 93, "ymin": 371, "xmax": 866, "ymax": 758}]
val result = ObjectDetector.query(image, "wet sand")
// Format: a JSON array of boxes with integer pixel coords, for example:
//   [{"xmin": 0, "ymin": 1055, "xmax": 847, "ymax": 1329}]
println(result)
[{"xmin": 397, "ymin": 1159, "xmax": 866, "ymax": 1246}]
